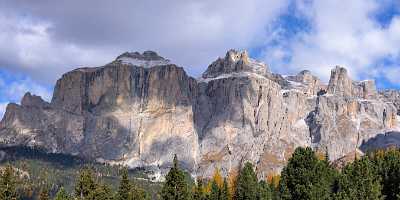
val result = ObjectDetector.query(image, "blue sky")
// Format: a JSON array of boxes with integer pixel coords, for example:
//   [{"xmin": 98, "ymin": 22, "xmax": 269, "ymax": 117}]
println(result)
[{"xmin": 0, "ymin": 0, "xmax": 399, "ymax": 117}]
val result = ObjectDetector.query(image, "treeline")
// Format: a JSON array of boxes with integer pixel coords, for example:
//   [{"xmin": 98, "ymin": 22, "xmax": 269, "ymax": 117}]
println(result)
[{"xmin": 2, "ymin": 147, "xmax": 400, "ymax": 199}]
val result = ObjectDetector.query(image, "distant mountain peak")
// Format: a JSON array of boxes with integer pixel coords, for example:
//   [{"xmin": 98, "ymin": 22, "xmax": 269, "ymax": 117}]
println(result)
[
  {"xmin": 201, "ymin": 49, "xmax": 269, "ymax": 80},
  {"xmin": 114, "ymin": 50, "xmax": 171, "ymax": 67}
]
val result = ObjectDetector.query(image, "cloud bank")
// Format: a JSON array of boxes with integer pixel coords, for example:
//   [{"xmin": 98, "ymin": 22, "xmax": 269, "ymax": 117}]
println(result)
[{"xmin": 0, "ymin": 0, "xmax": 399, "ymax": 117}]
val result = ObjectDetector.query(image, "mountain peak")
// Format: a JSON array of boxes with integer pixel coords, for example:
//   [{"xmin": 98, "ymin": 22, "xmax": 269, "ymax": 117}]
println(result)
[
  {"xmin": 202, "ymin": 49, "xmax": 268, "ymax": 79},
  {"xmin": 114, "ymin": 50, "xmax": 170, "ymax": 67}
]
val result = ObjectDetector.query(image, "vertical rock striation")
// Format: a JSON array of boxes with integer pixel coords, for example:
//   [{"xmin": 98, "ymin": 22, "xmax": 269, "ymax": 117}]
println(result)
[{"xmin": 0, "ymin": 50, "xmax": 398, "ymax": 179}]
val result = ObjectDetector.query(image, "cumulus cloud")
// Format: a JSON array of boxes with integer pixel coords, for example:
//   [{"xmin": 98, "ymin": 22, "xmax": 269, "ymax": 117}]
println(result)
[
  {"xmin": 0, "ymin": 0, "xmax": 288, "ymax": 84},
  {"xmin": 262, "ymin": 0, "xmax": 400, "ymax": 83}
]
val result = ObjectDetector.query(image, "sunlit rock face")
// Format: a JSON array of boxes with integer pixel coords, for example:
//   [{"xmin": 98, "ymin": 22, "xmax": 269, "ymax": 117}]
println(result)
[{"xmin": 0, "ymin": 50, "xmax": 398, "ymax": 179}]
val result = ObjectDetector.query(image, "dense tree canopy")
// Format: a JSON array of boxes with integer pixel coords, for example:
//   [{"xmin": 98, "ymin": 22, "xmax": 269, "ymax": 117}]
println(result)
[
  {"xmin": 4, "ymin": 147, "xmax": 400, "ymax": 199},
  {"xmin": 279, "ymin": 147, "xmax": 337, "ymax": 200}
]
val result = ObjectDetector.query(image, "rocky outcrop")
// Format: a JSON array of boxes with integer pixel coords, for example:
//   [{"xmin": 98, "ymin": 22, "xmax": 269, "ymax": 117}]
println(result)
[
  {"xmin": 0, "ymin": 50, "xmax": 398, "ymax": 179},
  {"xmin": 327, "ymin": 66, "xmax": 378, "ymax": 99},
  {"xmin": 380, "ymin": 90, "xmax": 400, "ymax": 115}
]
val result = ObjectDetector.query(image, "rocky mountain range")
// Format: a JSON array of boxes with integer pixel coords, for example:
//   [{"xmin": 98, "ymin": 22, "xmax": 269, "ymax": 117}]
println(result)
[{"xmin": 1, "ymin": 50, "xmax": 399, "ymax": 180}]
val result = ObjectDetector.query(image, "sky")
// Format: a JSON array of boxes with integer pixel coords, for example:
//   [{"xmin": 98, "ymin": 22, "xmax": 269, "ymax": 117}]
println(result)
[{"xmin": 0, "ymin": 0, "xmax": 399, "ymax": 117}]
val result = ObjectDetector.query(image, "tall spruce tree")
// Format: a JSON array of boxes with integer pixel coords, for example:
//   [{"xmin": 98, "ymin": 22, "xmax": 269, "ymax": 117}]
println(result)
[
  {"xmin": 257, "ymin": 180, "xmax": 272, "ymax": 200},
  {"xmin": 193, "ymin": 179, "xmax": 206, "ymax": 200},
  {"xmin": 279, "ymin": 147, "xmax": 337, "ymax": 200},
  {"xmin": 210, "ymin": 180, "xmax": 221, "ymax": 200},
  {"xmin": 117, "ymin": 168, "xmax": 130, "ymax": 200},
  {"xmin": 0, "ymin": 165, "xmax": 18, "ymax": 200},
  {"xmin": 334, "ymin": 156, "xmax": 383, "ymax": 200},
  {"xmin": 75, "ymin": 167, "xmax": 97, "ymax": 199},
  {"xmin": 86, "ymin": 183, "xmax": 115, "ymax": 200},
  {"xmin": 235, "ymin": 162, "xmax": 258, "ymax": 200},
  {"xmin": 161, "ymin": 154, "xmax": 191, "ymax": 200},
  {"xmin": 370, "ymin": 149, "xmax": 400, "ymax": 199},
  {"xmin": 221, "ymin": 178, "xmax": 230, "ymax": 200}
]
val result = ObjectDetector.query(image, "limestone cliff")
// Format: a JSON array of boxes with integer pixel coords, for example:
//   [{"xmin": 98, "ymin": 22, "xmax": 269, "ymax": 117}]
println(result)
[{"xmin": 0, "ymin": 50, "xmax": 398, "ymax": 179}]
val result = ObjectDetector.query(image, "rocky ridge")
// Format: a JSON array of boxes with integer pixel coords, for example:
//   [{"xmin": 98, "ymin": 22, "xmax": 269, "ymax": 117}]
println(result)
[{"xmin": 0, "ymin": 50, "xmax": 398, "ymax": 179}]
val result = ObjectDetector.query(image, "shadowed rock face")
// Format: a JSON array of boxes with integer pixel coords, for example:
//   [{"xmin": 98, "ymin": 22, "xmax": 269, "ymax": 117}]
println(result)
[{"xmin": 0, "ymin": 50, "xmax": 398, "ymax": 179}]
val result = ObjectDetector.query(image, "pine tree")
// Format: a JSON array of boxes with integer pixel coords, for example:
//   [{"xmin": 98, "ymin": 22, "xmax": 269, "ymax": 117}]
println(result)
[
  {"xmin": 210, "ymin": 180, "xmax": 221, "ymax": 200},
  {"xmin": 0, "ymin": 165, "xmax": 18, "ymax": 200},
  {"xmin": 86, "ymin": 183, "xmax": 115, "ymax": 200},
  {"xmin": 38, "ymin": 187, "xmax": 50, "ymax": 200},
  {"xmin": 193, "ymin": 179, "xmax": 206, "ymax": 200},
  {"xmin": 221, "ymin": 178, "xmax": 230, "ymax": 200},
  {"xmin": 117, "ymin": 168, "xmax": 130, "ymax": 200},
  {"xmin": 257, "ymin": 180, "xmax": 272, "ymax": 200},
  {"xmin": 235, "ymin": 162, "xmax": 258, "ymax": 200},
  {"xmin": 334, "ymin": 156, "xmax": 383, "ymax": 200},
  {"xmin": 370, "ymin": 149, "xmax": 400, "ymax": 199},
  {"xmin": 161, "ymin": 154, "xmax": 191, "ymax": 200},
  {"xmin": 55, "ymin": 187, "xmax": 71, "ymax": 200},
  {"xmin": 75, "ymin": 167, "xmax": 97, "ymax": 199},
  {"xmin": 278, "ymin": 147, "xmax": 337, "ymax": 200},
  {"xmin": 129, "ymin": 182, "xmax": 151, "ymax": 200}
]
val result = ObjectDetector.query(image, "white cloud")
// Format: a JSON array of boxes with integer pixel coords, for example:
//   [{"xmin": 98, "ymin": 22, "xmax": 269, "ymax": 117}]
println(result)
[
  {"xmin": 263, "ymin": 0, "xmax": 400, "ymax": 83},
  {"xmin": 0, "ymin": 73, "xmax": 52, "ymax": 117},
  {"xmin": 0, "ymin": 0, "xmax": 289, "ymax": 83}
]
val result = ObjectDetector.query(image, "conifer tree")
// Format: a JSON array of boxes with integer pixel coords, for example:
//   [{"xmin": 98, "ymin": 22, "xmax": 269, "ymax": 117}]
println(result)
[
  {"xmin": 161, "ymin": 154, "xmax": 191, "ymax": 200},
  {"xmin": 75, "ymin": 167, "xmax": 97, "ymax": 199},
  {"xmin": 257, "ymin": 180, "xmax": 272, "ymax": 200},
  {"xmin": 117, "ymin": 168, "xmax": 130, "ymax": 200},
  {"xmin": 221, "ymin": 178, "xmax": 230, "ymax": 200},
  {"xmin": 86, "ymin": 183, "xmax": 115, "ymax": 200},
  {"xmin": 129, "ymin": 182, "xmax": 151, "ymax": 200},
  {"xmin": 235, "ymin": 162, "xmax": 258, "ymax": 200},
  {"xmin": 279, "ymin": 147, "xmax": 336, "ymax": 200},
  {"xmin": 370, "ymin": 149, "xmax": 400, "ymax": 199},
  {"xmin": 55, "ymin": 187, "xmax": 71, "ymax": 200},
  {"xmin": 193, "ymin": 179, "xmax": 206, "ymax": 200},
  {"xmin": 334, "ymin": 156, "xmax": 382, "ymax": 200},
  {"xmin": 210, "ymin": 180, "xmax": 221, "ymax": 200},
  {"xmin": 0, "ymin": 165, "xmax": 18, "ymax": 200}
]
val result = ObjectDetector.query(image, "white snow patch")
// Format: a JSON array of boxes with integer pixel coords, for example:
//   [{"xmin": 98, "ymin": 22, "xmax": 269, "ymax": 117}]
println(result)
[
  {"xmin": 198, "ymin": 72, "xmax": 267, "ymax": 83},
  {"xmin": 116, "ymin": 57, "xmax": 170, "ymax": 68}
]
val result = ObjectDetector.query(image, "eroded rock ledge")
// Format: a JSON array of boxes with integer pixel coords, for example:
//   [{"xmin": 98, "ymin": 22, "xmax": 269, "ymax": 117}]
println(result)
[{"xmin": 0, "ymin": 50, "xmax": 398, "ymax": 179}]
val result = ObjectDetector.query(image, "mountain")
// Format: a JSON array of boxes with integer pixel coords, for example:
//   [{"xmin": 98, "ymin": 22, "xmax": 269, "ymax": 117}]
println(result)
[{"xmin": 1, "ymin": 50, "xmax": 399, "ymax": 179}]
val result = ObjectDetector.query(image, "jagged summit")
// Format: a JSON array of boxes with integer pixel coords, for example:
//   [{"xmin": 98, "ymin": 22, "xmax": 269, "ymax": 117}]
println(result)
[
  {"xmin": 0, "ymin": 48, "xmax": 399, "ymax": 180},
  {"xmin": 327, "ymin": 66, "xmax": 378, "ymax": 99},
  {"xmin": 201, "ymin": 49, "xmax": 269, "ymax": 80},
  {"xmin": 114, "ymin": 50, "xmax": 171, "ymax": 67}
]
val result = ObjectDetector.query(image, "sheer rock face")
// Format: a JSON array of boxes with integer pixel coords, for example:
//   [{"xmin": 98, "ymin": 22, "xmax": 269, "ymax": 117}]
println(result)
[
  {"xmin": 380, "ymin": 90, "xmax": 400, "ymax": 115},
  {"xmin": 0, "ymin": 50, "xmax": 398, "ymax": 179},
  {"xmin": 327, "ymin": 66, "xmax": 378, "ymax": 99}
]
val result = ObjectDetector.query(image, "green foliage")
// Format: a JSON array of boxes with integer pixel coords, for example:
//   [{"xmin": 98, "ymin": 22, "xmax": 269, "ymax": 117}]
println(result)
[
  {"xmin": 257, "ymin": 180, "xmax": 272, "ymax": 200},
  {"xmin": 55, "ymin": 187, "xmax": 71, "ymax": 200},
  {"xmin": 279, "ymin": 147, "xmax": 337, "ymax": 200},
  {"xmin": 235, "ymin": 162, "xmax": 258, "ymax": 200},
  {"xmin": 210, "ymin": 179, "xmax": 221, "ymax": 200},
  {"xmin": 0, "ymin": 165, "xmax": 19, "ymax": 200},
  {"xmin": 75, "ymin": 167, "xmax": 97, "ymax": 199},
  {"xmin": 334, "ymin": 156, "xmax": 383, "ymax": 200},
  {"xmin": 86, "ymin": 183, "xmax": 115, "ymax": 200},
  {"xmin": 117, "ymin": 168, "xmax": 130, "ymax": 200},
  {"xmin": 161, "ymin": 154, "xmax": 191, "ymax": 200},
  {"xmin": 221, "ymin": 178, "xmax": 230, "ymax": 200},
  {"xmin": 193, "ymin": 179, "xmax": 206, "ymax": 200},
  {"xmin": 370, "ymin": 149, "xmax": 400, "ymax": 199}
]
